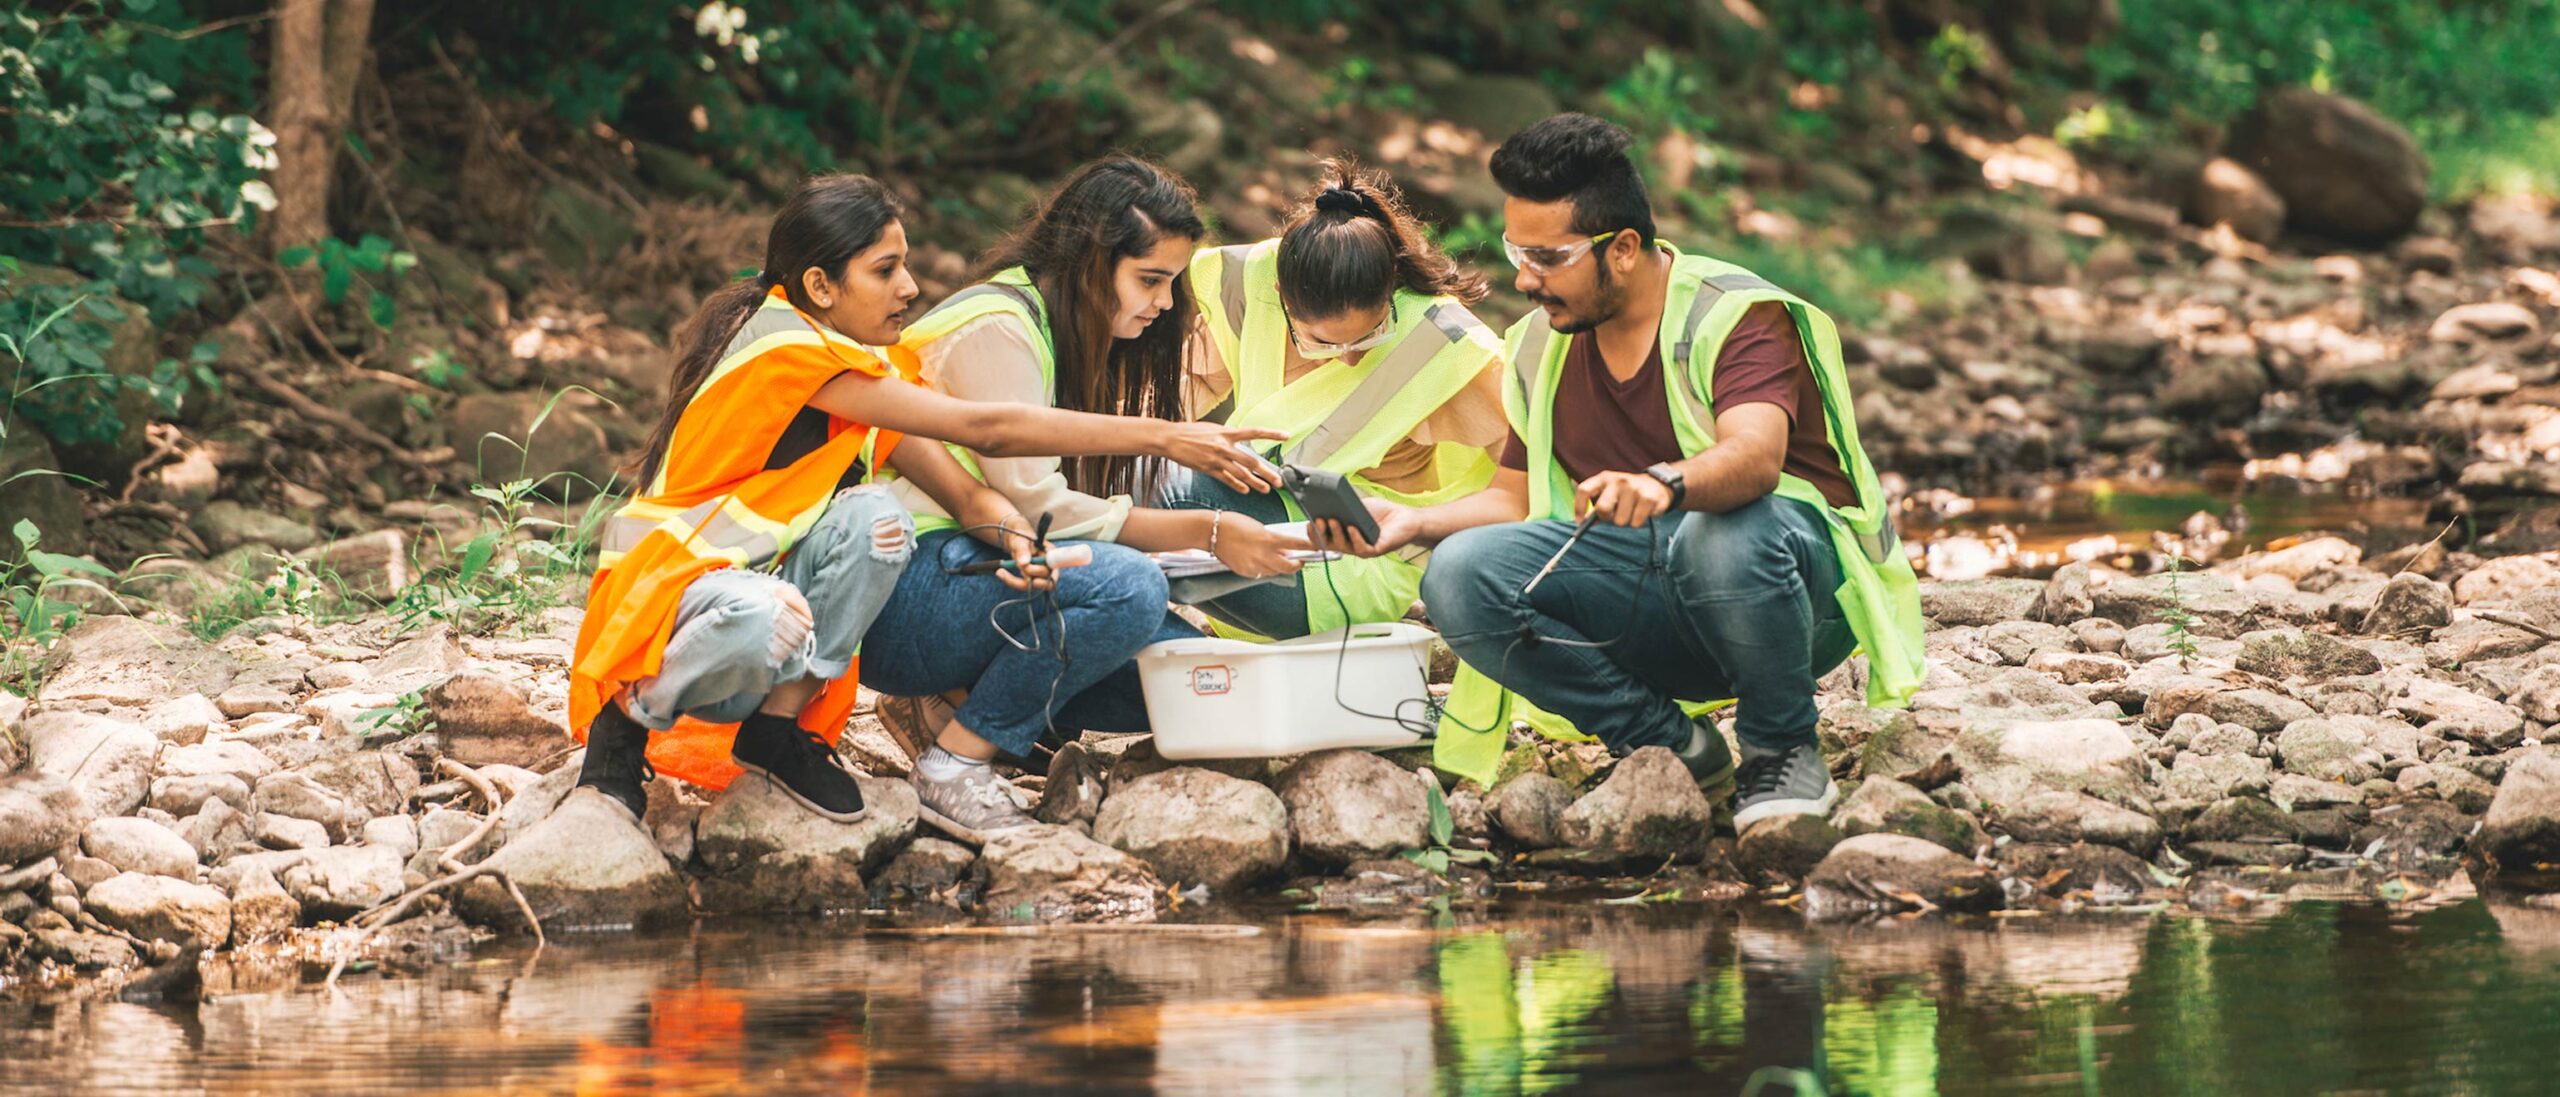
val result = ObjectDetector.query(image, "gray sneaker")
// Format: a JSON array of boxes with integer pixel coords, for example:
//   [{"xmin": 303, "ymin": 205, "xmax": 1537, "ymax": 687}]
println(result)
[
  {"xmin": 913, "ymin": 761, "xmax": 1037, "ymax": 846},
  {"xmin": 1731, "ymin": 742, "xmax": 1838, "ymax": 829}
]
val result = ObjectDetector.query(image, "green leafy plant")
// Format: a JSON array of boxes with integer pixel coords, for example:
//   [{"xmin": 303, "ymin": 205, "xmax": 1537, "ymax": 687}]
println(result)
[
  {"xmin": 1, "ymin": 519, "xmax": 116, "ymax": 694},
  {"xmin": 357, "ymin": 686, "xmax": 435, "ymax": 741},
  {"xmin": 1400, "ymin": 780, "xmax": 1497, "ymax": 877},
  {"xmin": 389, "ymin": 390, "xmax": 618, "ymax": 636},
  {"xmin": 2160, "ymin": 553, "xmax": 2201, "ymax": 666},
  {"xmin": 276, "ymin": 233, "xmax": 417, "ymax": 331},
  {"xmin": 186, "ymin": 554, "xmax": 337, "ymax": 640}
]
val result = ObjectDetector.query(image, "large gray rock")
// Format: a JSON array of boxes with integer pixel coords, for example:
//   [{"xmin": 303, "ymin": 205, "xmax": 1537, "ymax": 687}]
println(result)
[
  {"xmin": 873, "ymin": 837, "xmax": 978, "ymax": 899},
  {"xmin": 2162, "ymin": 750, "xmax": 2274, "ymax": 803},
  {"xmin": 2144, "ymin": 683, "xmax": 2314, "ymax": 735},
  {"xmin": 84, "ymin": 872, "xmax": 231, "ymax": 949},
  {"xmin": 2483, "ymin": 749, "xmax": 2560, "ymax": 871},
  {"xmin": 292, "ymin": 751, "xmax": 419, "ymax": 819},
  {"xmin": 461, "ymin": 787, "xmax": 689, "ymax": 931},
  {"xmin": 979, "ymin": 824, "xmax": 1161, "ymax": 924},
  {"xmin": 81, "ymin": 816, "xmax": 200, "ymax": 880},
  {"xmin": 252, "ymin": 771, "xmax": 366, "ymax": 841},
  {"xmin": 425, "ymin": 673, "xmax": 569, "ymax": 770},
  {"xmin": 1830, "ymin": 777, "xmax": 1986, "ymax": 856},
  {"xmin": 1275, "ymin": 750, "xmax": 1430, "ymax": 866},
  {"xmin": 176, "ymin": 798, "xmax": 254, "ymax": 862},
  {"xmin": 693, "ymin": 772, "xmax": 918, "ymax": 913},
  {"xmin": 26, "ymin": 711, "xmax": 157, "ymax": 819},
  {"xmin": 2236, "ymin": 632, "xmax": 2382, "ymax": 682},
  {"xmin": 0, "ymin": 774, "xmax": 89, "ymax": 865},
  {"xmin": 140, "ymin": 694, "xmax": 225, "ymax": 745},
  {"xmin": 2275, "ymin": 718, "xmax": 2383, "ymax": 784},
  {"xmin": 1954, "ymin": 718, "xmax": 2151, "ymax": 810},
  {"xmin": 191, "ymin": 500, "xmax": 320, "ymax": 554},
  {"xmin": 1804, "ymin": 833, "xmax": 2001, "ymax": 917},
  {"xmin": 1996, "ymin": 790, "xmax": 2162, "ymax": 854},
  {"xmin": 2089, "ymin": 571, "xmax": 2252, "ymax": 636},
  {"xmin": 2363, "ymin": 573, "xmax": 2453, "ymax": 636},
  {"xmin": 1093, "ymin": 767, "xmax": 1289, "ymax": 891},
  {"xmin": 149, "ymin": 772, "xmax": 253, "ymax": 817},
  {"xmin": 157, "ymin": 740, "xmax": 278, "ymax": 782},
  {"xmin": 1921, "ymin": 578, "xmax": 2045, "ymax": 627},
  {"xmin": 36, "ymin": 617, "xmax": 236, "ymax": 705},
  {"xmin": 1488, "ymin": 773, "xmax": 1574, "ymax": 849},
  {"xmin": 278, "ymin": 844, "xmax": 405, "ymax": 919},
  {"xmin": 2228, "ymin": 87, "xmax": 2428, "ymax": 243},
  {"xmin": 226, "ymin": 863, "xmax": 300, "ymax": 945},
  {"xmin": 2184, "ymin": 155, "xmax": 2286, "ymax": 243},
  {"xmin": 1559, "ymin": 747, "xmax": 1713, "ymax": 862},
  {"xmin": 2389, "ymin": 677, "xmax": 2527, "ymax": 748},
  {"xmin": 1735, "ymin": 814, "xmax": 1843, "ymax": 882}
]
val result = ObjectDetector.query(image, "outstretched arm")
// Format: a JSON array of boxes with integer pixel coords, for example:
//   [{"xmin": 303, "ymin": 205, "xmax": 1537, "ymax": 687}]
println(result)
[{"xmin": 810, "ymin": 369, "xmax": 1284, "ymax": 493}]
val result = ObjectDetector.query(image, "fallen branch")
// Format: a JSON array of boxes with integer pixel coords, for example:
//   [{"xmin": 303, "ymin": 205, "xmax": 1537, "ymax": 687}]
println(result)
[
  {"xmin": 96, "ymin": 501, "xmax": 212, "ymax": 557},
  {"xmin": 2478, "ymin": 610, "xmax": 2560, "ymax": 643},
  {"xmin": 434, "ymin": 758, "xmax": 507, "ymax": 876},
  {"xmin": 225, "ymin": 361, "xmax": 453, "ymax": 468}
]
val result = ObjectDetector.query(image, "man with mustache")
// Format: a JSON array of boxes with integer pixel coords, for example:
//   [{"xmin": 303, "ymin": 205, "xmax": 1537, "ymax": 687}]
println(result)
[{"xmin": 1313, "ymin": 113, "xmax": 1925, "ymax": 828}]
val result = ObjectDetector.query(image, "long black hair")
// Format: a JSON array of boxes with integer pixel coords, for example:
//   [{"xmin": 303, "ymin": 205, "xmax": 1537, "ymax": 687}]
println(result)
[
  {"xmin": 976, "ymin": 155, "xmax": 1204, "ymax": 498},
  {"xmin": 1276, "ymin": 158, "xmax": 1488, "ymax": 320},
  {"xmin": 634, "ymin": 174, "xmax": 902, "ymax": 488}
]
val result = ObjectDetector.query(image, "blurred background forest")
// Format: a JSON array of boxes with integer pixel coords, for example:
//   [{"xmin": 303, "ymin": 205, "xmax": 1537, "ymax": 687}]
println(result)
[{"xmin": 8, "ymin": 0, "xmax": 2560, "ymax": 609}]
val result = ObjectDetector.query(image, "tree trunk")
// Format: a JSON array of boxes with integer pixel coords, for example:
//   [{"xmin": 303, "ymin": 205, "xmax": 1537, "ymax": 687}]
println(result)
[
  {"xmin": 266, "ymin": 0, "xmax": 330, "ymax": 251},
  {"xmin": 267, "ymin": 0, "xmax": 374, "ymax": 254}
]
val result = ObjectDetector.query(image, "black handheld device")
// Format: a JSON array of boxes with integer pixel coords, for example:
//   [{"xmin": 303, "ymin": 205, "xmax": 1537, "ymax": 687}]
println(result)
[{"xmin": 1279, "ymin": 464, "xmax": 1379, "ymax": 543}]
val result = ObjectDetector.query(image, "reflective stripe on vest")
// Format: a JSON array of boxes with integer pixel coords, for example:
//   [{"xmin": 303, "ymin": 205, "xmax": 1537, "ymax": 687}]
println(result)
[{"xmin": 1292, "ymin": 301, "xmax": 1478, "ymax": 470}]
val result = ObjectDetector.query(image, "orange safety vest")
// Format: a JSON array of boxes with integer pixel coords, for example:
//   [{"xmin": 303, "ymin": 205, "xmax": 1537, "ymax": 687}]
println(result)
[{"xmin": 570, "ymin": 286, "xmax": 915, "ymax": 789}]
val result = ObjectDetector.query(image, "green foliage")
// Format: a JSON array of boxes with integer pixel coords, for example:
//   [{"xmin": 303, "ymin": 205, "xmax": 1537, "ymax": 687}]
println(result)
[
  {"xmin": 1399, "ymin": 779, "xmax": 1497, "ymax": 878},
  {"xmin": 1320, "ymin": 55, "xmax": 1422, "ymax": 112},
  {"xmin": 2160, "ymin": 553, "xmax": 2201, "ymax": 666},
  {"xmin": 1604, "ymin": 47, "xmax": 1715, "ymax": 140},
  {"xmin": 2090, "ymin": 0, "xmax": 2560, "ymax": 199},
  {"xmin": 1925, "ymin": 24, "xmax": 1995, "ymax": 94},
  {"xmin": 184, "ymin": 555, "xmax": 339, "ymax": 641},
  {"xmin": 277, "ymin": 234, "xmax": 416, "ymax": 331},
  {"xmin": 0, "ymin": 1, "xmax": 257, "ymax": 447},
  {"xmin": 356, "ymin": 686, "xmax": 435, "ymax": 741},
  {"xmin": 442, "ymin": 0, "xmax": 1117, "ymax": 174},
  {"xmin": 1, "ymin": 519, "xmax": 115, "ymax": 694}
]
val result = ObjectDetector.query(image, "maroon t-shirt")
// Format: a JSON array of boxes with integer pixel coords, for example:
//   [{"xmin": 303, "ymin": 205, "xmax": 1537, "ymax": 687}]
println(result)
[{"xmin": 1500, "ymin": 300, "xmax": 1856, "ymax": 509}]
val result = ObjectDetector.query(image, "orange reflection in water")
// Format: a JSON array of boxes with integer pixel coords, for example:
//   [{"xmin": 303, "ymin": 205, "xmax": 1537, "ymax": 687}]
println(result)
[{"xmin": 571, "ymin": 982, "xmax": 868, "ymax": 1096}]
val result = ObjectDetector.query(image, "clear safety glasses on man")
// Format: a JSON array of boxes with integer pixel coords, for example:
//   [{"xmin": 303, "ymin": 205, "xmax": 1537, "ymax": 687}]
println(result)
[{"xmin": 1503, "ymin": 231, "xmax": 1621, "ymax": 274}]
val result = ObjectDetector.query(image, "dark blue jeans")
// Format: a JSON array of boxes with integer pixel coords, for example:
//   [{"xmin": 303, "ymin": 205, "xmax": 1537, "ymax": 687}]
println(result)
[
  {"xmin": 1420, "ymin": 495, "xmax": 1858, "ymax": 754},
  {"xmin": 858, "ymin": 530, "xmax": 1196, "ymax": 757},
  {"xmin": 1150, "ymin": 468, "xmax": 1312, "ymax": 639}
]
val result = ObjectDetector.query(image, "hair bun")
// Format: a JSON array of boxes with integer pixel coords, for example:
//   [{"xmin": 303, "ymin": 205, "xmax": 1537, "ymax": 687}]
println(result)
[{"xmin": 1313, "ymin": 186, "xmax": 1375, "ymax": 218}]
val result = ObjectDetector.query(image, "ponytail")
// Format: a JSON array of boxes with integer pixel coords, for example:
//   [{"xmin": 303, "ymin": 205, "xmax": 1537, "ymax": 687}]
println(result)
[
  {"xmin": 631, "ymin": 174, "xmax": 904, "ymax": 489},
  {"xmin": 1276, "ymin": 158, "xmax": 1488, "ymax": 321}
]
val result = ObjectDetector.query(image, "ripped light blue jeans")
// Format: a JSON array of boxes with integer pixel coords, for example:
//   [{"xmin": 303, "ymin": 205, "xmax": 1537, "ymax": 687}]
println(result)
[{"xmin": 624, "ymin": 485, "xmax": 913, "ymax": 728}]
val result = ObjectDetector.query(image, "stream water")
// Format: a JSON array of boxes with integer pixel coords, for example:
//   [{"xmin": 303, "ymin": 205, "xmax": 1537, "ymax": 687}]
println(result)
[{"xmin": 9, "ymin": 897, "xmax": 2560, "ymax": 1096}]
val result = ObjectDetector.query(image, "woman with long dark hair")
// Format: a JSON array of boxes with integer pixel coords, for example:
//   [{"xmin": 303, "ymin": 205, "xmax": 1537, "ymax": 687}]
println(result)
[
  {"xmin": 1170, "ymin": 158, "xmax": 1509, "ymax": 639},
  {"xmin": 569, "ymin": 173, "xmax": 1281, "ymax": 828},
  {"xmin": 877, "ymin": 155, "xmax": 1309, "ymax": 841}
]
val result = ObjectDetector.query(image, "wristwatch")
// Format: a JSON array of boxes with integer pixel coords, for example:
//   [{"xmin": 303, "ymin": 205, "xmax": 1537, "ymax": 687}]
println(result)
[{"xmin": 1643, "ymin": 462, "xmax": 1687, "ymax": 508}]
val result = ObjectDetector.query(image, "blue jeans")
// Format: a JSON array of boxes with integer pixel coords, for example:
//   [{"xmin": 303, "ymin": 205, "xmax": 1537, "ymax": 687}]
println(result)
[
  {"xmin": 857, "ymin": 530, "xmax": 1197, "ymax": 757},
  {"xmin": 1420, "ymin": 495, "xmax": 1858, "ymax": 754},
  {"xmin": 1150, "ymin": 468, "xmax": 1312, "ymax": 639},
  {"xmin": 626, "ymin": 486, "xmax": 912, "ymax": 728}
]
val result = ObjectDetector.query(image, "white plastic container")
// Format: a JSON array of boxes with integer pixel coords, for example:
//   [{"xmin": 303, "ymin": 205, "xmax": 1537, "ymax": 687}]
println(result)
[{"xmin": 1136, "ymin": 622, "xmax": 1436, "ymax": 759}]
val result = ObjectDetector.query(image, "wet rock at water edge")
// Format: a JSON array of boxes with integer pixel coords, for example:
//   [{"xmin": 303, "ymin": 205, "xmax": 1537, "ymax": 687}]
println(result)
[
  {"xmin": 1275, "ymin": 750, "xmax": 1430, "ymax": 867},
  {"xmin": 1804, "ymin": 833, "xmax": 2001, "ymax": 918},
  {"xmin": 1559, "ymin": 747, "xmax": 1714, "ymax": 863},
  {"xmin": 1093, "ymin": 767, "xmax": 1289, "ymax": 891},
  {"xmin": 978, "ymin": 824, "xmax": 1162, "ymax": 924},
  {"xmin": 460, "ymin": 788, "xmax": 690, "ymax": 931},
  {"xmin": 1489, "ymin": 773, "xmax": 1574, "ymax": 849},
  {"xmin": 693, "ymin": 773, "xmax": 918, "ymax": 914},
  {"xmin": 1830, "ymin": 777, "xmax": 1986, "ymax": 856},
  {"xmin": 1735, "ymin": 814, "xmax": 1843, "ymax": 882},
  {"xmin": 83, "ymin": 872, "xmax": 231, "ymax": 950},
  {"xmin": 2482, "ymin": 749, "xmax": 2560, "ymax": 871}
]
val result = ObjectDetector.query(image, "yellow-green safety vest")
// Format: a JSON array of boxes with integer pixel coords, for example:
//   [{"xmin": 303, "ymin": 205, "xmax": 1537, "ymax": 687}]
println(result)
[
  {"xmin": 1435, "ymin": 244, "xmax": 1927, "ymax": 784},
  {"xmin": 889, "ymin": 267, "xmax": 1054, "ymax": 536},
  {"xmin": 1189, "ymin": 240, "xmax": 1503, "ymax": 637}
]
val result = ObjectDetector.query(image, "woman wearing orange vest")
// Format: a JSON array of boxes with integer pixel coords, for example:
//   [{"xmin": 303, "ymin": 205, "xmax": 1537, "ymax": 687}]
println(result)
[{"xmin": 570, "ymin": 174, "xmax": 1282, "ymax": 826}]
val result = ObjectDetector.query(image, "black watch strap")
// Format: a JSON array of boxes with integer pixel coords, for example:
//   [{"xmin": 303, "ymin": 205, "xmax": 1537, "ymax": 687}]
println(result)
[{"xmin": 1644, "ymin": 462, "xmax": 1687, "ymax": 508}]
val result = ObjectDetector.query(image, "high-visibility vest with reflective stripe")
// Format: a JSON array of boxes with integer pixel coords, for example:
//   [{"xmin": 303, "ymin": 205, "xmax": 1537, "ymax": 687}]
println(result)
[
  {"xmin": 1189, "ymin": 240, "xmax": 1503, "ymax": 637},
  {"xmin": 890, "ymin": 267, "xmax": 1052, "ymax": 535},
  {"xmin": 1435, "ymin": 245, "xmax": 1927, "ymax": 784},
  {"xmin": 571, "ymin": 287, "xmax": 902, "ymax": 790}
]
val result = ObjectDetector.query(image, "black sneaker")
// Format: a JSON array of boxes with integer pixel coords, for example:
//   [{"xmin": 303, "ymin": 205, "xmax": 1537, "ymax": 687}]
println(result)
[
  {"xmin": 1674, "ymin": 717, "xmax": 1737, "ymax": 794},
  {"xmin": 575, "ymin": 704, "xmax": 654, "ymax": 823},
  {"xmin": 1731, "ymin": 742, "xmax": 1838, "ymax": 829},
  {"xmin": 732, "ymin": 713, "xmax": 868, "ymax": 823}
]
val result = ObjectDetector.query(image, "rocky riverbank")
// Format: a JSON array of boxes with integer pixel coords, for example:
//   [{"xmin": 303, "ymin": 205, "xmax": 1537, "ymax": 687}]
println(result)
[{"xmin": 11, "ymin": 531, "xmax": 2560, "ymax": 1000}]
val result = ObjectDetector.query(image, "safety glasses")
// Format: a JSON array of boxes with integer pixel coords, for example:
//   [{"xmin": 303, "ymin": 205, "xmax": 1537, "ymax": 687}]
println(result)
[
  {"xmin": 1502, "ymin": 231, "xmax": 1622, "ymax": 274},
  {"xmin": 1289, "ymin": 306, "xmax": 1397, "ymax": 360}
]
